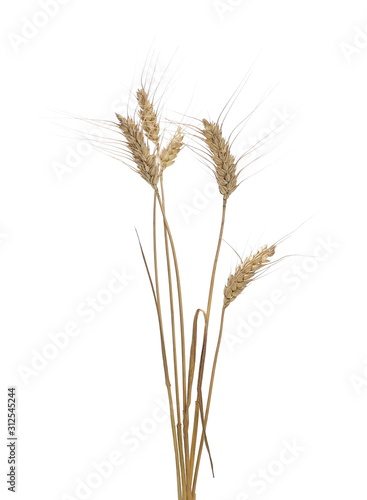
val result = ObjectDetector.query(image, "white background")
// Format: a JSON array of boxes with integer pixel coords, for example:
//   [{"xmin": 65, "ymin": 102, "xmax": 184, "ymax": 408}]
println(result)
[{"xmin": 1, "ymin": 0, "xmax": 367, "ymax": 499}]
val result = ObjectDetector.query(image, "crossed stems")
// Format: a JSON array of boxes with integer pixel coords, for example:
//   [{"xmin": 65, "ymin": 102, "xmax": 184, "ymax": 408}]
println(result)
[{"xmin": 150, "ymin": 178, "xmax": 228, "ymax": 500}]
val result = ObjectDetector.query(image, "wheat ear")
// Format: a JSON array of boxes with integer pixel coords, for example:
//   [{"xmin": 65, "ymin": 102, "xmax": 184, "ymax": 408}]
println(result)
[
  {"xmin": 224, "ymin": 244, "xmax": 276, "ymax": 307},
  {"xmin": 159, "ymin": 127, "xmax": 184, "ymax": 172},
  {"xmin": 200, "ymin": 119, "xmax": 238, "ymax": 199},
  {"xmin": 136, "ymin": 88, "xmax": 160, "ymax": 146},
  {"xmin": 115, "ymin": 114, "xmax": 159, "ymax": 187}
]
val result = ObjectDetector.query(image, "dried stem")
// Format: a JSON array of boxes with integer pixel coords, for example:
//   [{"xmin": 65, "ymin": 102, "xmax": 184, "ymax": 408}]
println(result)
[
  {"xmin": 160, "ymin": 179, "xmax": 187, "ymax": 498},
  {"xmin": 137, "ymin": 219, "xmax": 182, "ymax": 499},
  {"xmin": 192, "ymin": 306, "xmax": 226, "ymax": 491},
  {"xmin": 189, "ymin": 198, "xmax": 227, "ymax": 495},
  {"xmin": 154, "ymin": 187, "xmax": 188, "ymax": 496}
]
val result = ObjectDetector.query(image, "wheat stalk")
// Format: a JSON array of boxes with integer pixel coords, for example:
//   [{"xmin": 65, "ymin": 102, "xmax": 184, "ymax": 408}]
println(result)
[
  {"xmin": 116, "ymin": 99, "xmax": 186, "ymax": 496},
  {"xmin": 186, "ymin": 118, "xmax": 239, "ymax": 493},
  {"xmin": 135, "ymin": 87, "xmax": 188, "ymax": 497}
]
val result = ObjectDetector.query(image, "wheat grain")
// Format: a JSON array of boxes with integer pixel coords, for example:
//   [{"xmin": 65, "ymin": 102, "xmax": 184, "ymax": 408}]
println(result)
[{"xmin": 224, "ymin": 244, "xmax": 276, "ymax": 307}]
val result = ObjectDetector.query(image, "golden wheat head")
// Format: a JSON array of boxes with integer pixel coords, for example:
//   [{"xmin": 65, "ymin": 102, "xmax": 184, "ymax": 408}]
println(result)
[
  {"xmin": 115, "ymin": 113, "xmax": 159, "ymax": 188},
  {"xmin": 200, "ymin": 119, "xmax": 238, "ymax": 199},
  {"xmin": 159, "ymin": 127, "xmax": 184, "ymax": 172},
  {"xmin": 136, "ymin": 88, "xmax": 160, "ymax": 146},
  {"xmin": 224, "ymin": 244, "xmax": 276, "ymax": 307}
]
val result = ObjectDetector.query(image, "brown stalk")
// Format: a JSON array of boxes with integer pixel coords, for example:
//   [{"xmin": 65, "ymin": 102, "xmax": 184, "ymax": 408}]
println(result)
[
  {"xmin": 184, "ymin": 308, "xmax": 205, "ymax": 500},
  {"xmin": 192, "ymin": 306, "xmax": 226, "ymax": 492},
  {"xmin": 154, "ymin": 187, "xmax": 188, "ymax": 496},
  {"xmin": 189, "ymin": 198, "xmax": 227, "ymax": 494},
  {"xmin": 136, "ymin": 225, "xmax": 182, "ymax": 499},
  {"xmin": 185, "ymin": 308, "xmax": 205, "ymax": 493},
  {"xmin": 159, "ymin": 179, "xmax": 187, "ymax": 498}
]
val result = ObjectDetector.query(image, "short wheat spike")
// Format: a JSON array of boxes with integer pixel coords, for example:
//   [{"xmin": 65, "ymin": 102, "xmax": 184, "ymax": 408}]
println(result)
[
  {"xmin": 201, "ymin": 119, "xmax": 238, "ymax": 199},
  {"xmin": 136, "ymin": 88, "xmax": 160, "ymax": 146},
  {"xmin": 224, "ymin": 244, "xmax": 276, "ymax": 307},
  {"xmin": 115, "ymin": 114, "xmax": 159, "ymax": 188},
  {"xmin": 159, "ymin": 127, "xmax": 184, "ymax": 172}
]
